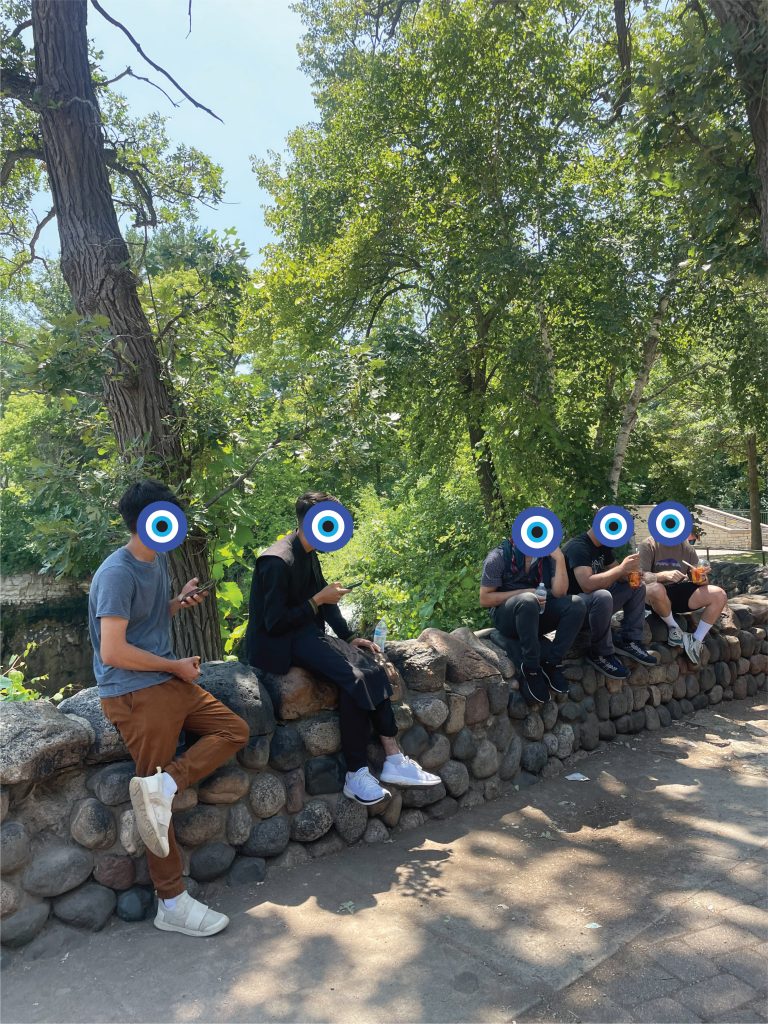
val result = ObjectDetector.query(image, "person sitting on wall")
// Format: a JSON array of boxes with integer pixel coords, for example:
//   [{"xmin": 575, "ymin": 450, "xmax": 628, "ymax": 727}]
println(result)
[
  {"xmin": 244, "ymin": 491, "xmax": 441, "ymax": 805},
  {"xmin": 479, "ymin": 532, "xmax": 586, "ymax": 704},
  {"xmin": 89, "ymin": 479, "xmax": 249, "ymax": 938},
  {"xmin": 564, "ymin": 521, "xmax": 657, "ymax": 679},
  {"xmin": 639, "ymin": 529, "xmax": 727, "ymax": 664}
]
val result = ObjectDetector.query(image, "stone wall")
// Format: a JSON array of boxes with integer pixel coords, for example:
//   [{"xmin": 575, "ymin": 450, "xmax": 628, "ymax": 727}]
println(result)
[{"xmin": 2, "ymin": 602, "xmax": 767, "ymax": 951}]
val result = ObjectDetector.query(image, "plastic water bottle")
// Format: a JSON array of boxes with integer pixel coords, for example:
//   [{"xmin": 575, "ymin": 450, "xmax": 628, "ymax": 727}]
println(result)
[
  {"xmin": 373, "ymin": 619, "xmax": 387, "ymax": 649},
  {"xmin": 535, "ymin": 582, "xmax": 547, "ymax": 616}
]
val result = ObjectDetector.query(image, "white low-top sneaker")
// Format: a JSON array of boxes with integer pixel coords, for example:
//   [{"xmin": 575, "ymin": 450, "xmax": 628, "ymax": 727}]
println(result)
[
  {"xmin": 343, "ymin": 768, "xmax": 391, "ymax": 805},
  {"xmin": 380, "ymin": 754, "xmax": 441, "ymax": 787},
  {"xmin": 154, "ymin": 891, "xmax": 229, "ymax": 937},
  {"xmin": 682, "ymin": 632, "xmax": 704, "ymax": 665},
  {"xmin": 667, "ymin": 625, "xmax": 686, "ymax": 648},
  {"xmin": 129, "ymin": 766, "xmax": 173, "ymax": 858}
]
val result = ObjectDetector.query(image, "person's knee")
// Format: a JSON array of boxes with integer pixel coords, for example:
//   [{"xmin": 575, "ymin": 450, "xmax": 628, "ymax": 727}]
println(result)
[
  {"xmin": 645, "ymin": 582, "xmax": 664, "ymax": 602},
  {"xmin": 708, "ymin": 585, "xmax": 727, "ymax": 610},
  {"xmin": 561, "ymin": 595, "xmax": 586, "ymax": 624},
  {"xmin": 225, "ymin": 713, "xmax": 250, "ymax": 748},
  {"xmin": 515, "ymin": 593, "xmax": 540, "ymax": 613},
  {"xmin": 591, "ymin": 589, "xmax": 614, "ymax": 611}
]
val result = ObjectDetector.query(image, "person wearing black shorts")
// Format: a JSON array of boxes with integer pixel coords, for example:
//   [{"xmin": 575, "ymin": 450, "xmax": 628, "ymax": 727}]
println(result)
[{"xmin": 639, "ymin": 533, "xmax": 727, "ymax": 664}]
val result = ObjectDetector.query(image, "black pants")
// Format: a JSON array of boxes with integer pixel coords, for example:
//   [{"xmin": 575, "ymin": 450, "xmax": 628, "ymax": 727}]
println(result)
[
  {"xmin": 493, "ymin": 592, "xmax": 586, "ymax": 668},
  {"xmin": 291, "ymin": 627, "xmax": 396, "ymax": 772}
]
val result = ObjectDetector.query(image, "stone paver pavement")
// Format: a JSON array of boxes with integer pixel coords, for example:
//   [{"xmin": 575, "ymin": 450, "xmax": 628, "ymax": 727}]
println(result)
[{"xmin": 2, "ymin": 699, "xmax": 766, "ymax": 1024}]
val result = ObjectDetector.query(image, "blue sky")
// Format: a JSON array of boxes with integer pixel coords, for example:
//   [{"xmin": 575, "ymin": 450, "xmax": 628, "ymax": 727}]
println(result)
[{"xmin": 84, "ymin": 0, "xmax": 315, "ymax": 264}]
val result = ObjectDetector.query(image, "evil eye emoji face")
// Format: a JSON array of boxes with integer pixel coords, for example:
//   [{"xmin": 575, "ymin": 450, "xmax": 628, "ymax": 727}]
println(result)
[
  {"xmin": 592, "ymin": 505, "xmax": 634, "ymax": 548},
  {"xmin": 304, "ymin": 500, "xmax": 354, "ymax": 552},
  {"xmin": 137, "ymin": 501, "xmax": 188, "ymax": 552},
  {"xmin": 648, "ymin": 501, "xmax": 693, "ymax": 546},
  {"xmin": 512, "ymin": 507, "xmax": 563, "ymax": 557}
]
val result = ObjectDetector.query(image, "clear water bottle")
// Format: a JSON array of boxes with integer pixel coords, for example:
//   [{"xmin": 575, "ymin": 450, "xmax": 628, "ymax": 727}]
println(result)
[
  {"xmin": 373, "ymin": 619, "xmax": 387, "ymax": 649},
  {"xmin": 535, "ymin": 582, "xmax": 547, "ymax": 615}
]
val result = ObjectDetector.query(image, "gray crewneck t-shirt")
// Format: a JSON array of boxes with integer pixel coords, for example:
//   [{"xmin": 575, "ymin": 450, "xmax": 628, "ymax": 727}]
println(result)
[{"xmin": 88, "ymin": 546, "xmax": 177, "ymax": 698}]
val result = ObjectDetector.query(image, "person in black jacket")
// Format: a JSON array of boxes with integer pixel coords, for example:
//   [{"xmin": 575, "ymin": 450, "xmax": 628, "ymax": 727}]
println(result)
[{"xmin": 245, "ymin": 491, "xmax": 440, "ymax": 805}]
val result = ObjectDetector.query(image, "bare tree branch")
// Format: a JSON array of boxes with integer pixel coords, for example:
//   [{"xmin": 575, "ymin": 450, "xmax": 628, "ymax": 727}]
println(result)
[
  {"xmin": 187, "ymin": 0, "xmax": 193, "ymax": 37},
  {"xmin": 89, "ymin": 0, "xmax": 223, "ymax": 122},
  {"xmin": 608, "ymin": 0, "xmax": 632, "ymax": 124},
  {"xmin": 0, "ymin": 68, "xmax": 40, "ymax": 110},
  {"xmin": 96, "ymin": 66, "xmax": 180, "ymax": 108},
  {"xmin": 9, "ymin": 18, "xmax": 32, "ymax": 37},
  {"xmin": 204, "ymin": 436, "xmax": 292, "ymax": 509},
  {"xmin": 0, "ymin": 147, "xmax": 45, "ymax": 186}
]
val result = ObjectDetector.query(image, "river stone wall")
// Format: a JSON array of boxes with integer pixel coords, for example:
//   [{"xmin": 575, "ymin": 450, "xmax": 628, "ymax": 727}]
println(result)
[{"xmin": 1, "ymin": 600, "xmax": 767, "ymax": 951}]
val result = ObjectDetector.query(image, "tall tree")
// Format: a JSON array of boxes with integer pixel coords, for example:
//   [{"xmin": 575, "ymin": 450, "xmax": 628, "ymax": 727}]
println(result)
[{"xmin": 3, "ymin": 0, "xmax": 224, "ymax": 657}]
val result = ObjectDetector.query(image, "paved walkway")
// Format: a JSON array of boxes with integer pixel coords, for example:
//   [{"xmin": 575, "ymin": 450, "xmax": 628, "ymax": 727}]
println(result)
[{"xmin": 2, "ymin": 699, "xmax": 766, "ymax": 1024}]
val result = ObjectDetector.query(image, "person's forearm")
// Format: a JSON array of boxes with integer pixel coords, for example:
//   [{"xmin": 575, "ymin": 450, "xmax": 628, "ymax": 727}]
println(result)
[
  {"xmin": 580, "ymin": 564, "xmax": 623, "ymax": 592},
  {"xmin": 481, "ymin": 587, "xmax": 537, "ymax": 608},
  {"xmin": 169, "ymin": 597, "xmax": 185, "ymax": 618},
  {"xmin": 101, "ymin": 640, "xmax": 177, "ymax": 674},
  {"xmin": 551, "ymin": 555, "xmax": 568, "ymax": 597}
]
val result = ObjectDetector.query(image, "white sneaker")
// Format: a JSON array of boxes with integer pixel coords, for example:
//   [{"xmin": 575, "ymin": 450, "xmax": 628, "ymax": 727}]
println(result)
[
  {"xmin": 129, "ymin": 766, "xmax": 173, "ymax": 858},
  {"xmin": 682, "ymin": 632, "xmax": 704, "ymax": 665},
  {"xmin": 667, "ymin": 626, "xmax": 686, "ymax": 648},
  {"xmin": 154, "ymin": 890, "xmax": 229, "ymax": 937},
  {"xmin": 343, "ymin": 768, "xmax": 391, "ymax": 805},
  {"xmin": 380, "ymin": 754, "xmax": 441, "ymax": 787}
]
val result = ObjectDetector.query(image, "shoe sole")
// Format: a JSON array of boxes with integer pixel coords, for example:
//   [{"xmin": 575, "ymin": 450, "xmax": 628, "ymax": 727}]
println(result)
[
  {"xmin": 614, "ymin": 648, "xmax": 657, "ymax": 666},
  {"xmin": 342, "ymin": 784, "xmax": 391, "ymax": 805},
  {"xmin": 379, "ymin": 774, "xmax": 440, "ymax": 787},
  {"xmin": 129, "ymin": 778, "xmax": 170, "ymax": 859},
  {"xmin": 668, "ymin": 638, "xmax": 684, "ymax": 648},
  {"xmin": 154, "ymin": 914, "xmax": 229, "ymax": 937},
  {"xmin": 586, "ymin": 657, "xmax": 629, "ymax": 681}
]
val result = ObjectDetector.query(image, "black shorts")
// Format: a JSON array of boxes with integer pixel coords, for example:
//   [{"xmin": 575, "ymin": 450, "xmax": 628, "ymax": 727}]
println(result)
[{"xmin": 661, "ymin": 581, "xmax": 702, "ymax": 613}]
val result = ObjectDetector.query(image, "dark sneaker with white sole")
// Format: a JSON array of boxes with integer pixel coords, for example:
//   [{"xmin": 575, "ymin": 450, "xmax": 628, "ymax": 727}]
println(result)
[
  {"xmin": 613, "ymin": 638, "xmax": 657, "ymax": 666},
  {"xmin": 541, "ymin": 661, "xmax": 569, "ymax": 696},
  {"xmin": 519, "ymin": 664, "xmax": 551, "ymax": 704},
  {"xmin": 587, "ymin": 653, "xmax": 630, "ymax": 680}
]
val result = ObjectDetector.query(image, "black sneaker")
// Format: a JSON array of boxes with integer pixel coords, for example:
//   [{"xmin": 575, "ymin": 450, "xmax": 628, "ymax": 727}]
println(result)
[
  {"xmin": 586, "ymin": 653, "xmax": 630, "ymax": 680},
  {"xmin": 519, "ymin": 664, "xmax": 550, "ymax": 704},
  {"xmin": 541, "ymin": 661, "xmax": 569, "ymax": 696},
  {"xmin": 613, "ymin": 637, "xmax": 657, "ymax": 666}
]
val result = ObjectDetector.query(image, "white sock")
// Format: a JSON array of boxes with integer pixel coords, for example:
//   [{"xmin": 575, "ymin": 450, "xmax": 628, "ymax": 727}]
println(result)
[
  {"xmin": 160, "ymin": 772, "xmax": 177, "ymax": 799},
  {"xmin": 693, "ymin": 621, "xmax": 713, "ymax": 642},
  {"xmin": 162, "ymin": 896, "xmax": 178, "ymax": 909},
  {"xmin": 662, "ymin": 613, "xmax": 678, "ymax": 629},
  {"xmin": 385, "ymin": 752, "xmax": 404, "ymax": 762}
]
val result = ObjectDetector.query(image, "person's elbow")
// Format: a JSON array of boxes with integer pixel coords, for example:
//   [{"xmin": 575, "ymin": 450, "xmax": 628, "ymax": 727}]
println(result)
[
  {"xmin": 100, "ymin": 639, "xmax": 122, "ymax": 667},
  {"xmin": 552, "ymin": 581, "xmax": 568, "ymax": 598},
  {"xmin": 479, "ymin": 589, "xmax": 493, "ymax": 608}
]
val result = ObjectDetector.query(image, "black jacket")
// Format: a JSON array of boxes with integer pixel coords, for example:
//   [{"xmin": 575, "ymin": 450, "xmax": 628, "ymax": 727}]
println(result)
[{"xmin": 244, "ymin": 532, "xmax": 352, "ymax": 675}]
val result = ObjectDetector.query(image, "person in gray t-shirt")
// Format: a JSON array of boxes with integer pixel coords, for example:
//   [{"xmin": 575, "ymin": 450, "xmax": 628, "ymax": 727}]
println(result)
[{"xmin": 89, "ymin": 480, "xmax": 248, "ymax": 939}]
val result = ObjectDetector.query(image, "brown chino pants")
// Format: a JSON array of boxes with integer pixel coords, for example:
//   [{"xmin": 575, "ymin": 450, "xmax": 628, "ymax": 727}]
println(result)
[{"xmin": 101, "ymin": 677, "xmax": 249, "ymax": 899}]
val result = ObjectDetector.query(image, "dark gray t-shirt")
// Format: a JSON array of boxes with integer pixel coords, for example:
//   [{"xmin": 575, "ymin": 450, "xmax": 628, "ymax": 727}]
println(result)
[{"xmin": 88, "ymin": 547, "xmax": 176, "ymax": 698}]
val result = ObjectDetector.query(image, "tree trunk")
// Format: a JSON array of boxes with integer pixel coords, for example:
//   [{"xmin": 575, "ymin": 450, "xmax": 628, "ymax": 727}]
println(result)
[
  {"xmin": 457, "ymin": 355, "xmax": 505, "ymax": 524},
  {"xmin": 707, "ymin": 1, "xmax": 768, "ymax": 259},
  {"xmin": 31, "ymin": 0, "xmax": 222, "ymax": 659},
  {"xmin": 746, "ymin": 432, "xmax": 763, "ymax": 550},
  {"xmin": 607, "ymin": 275, "xmax": 675, "ymax": 497}
]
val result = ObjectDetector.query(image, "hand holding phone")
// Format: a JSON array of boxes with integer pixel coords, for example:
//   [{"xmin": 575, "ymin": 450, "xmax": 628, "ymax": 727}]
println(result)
[
  {"xmin": 345, "ymin": 580, "xmax": 363, "ymax": 590},
  {"xmin": 179, "ymin": 579, "xmax": 215, "ymax": 605}
]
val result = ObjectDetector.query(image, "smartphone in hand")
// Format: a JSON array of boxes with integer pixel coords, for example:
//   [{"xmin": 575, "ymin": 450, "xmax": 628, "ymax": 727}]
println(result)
[
  {"xmin": 345, "ymin": 580, "xmax": 363, "ymax": 590},
  {"xmin": 180, "ymin": 579, "xmax": 215, "ymax": 603}
]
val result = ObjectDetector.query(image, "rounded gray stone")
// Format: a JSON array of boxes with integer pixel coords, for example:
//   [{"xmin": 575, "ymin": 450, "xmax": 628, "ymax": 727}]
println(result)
[
  {"xmin": 249, "ymin": 773, "xmax": 287, "ymax": 818},
  {"xmin": 58, "ymin": 687, "xmax": 129, "ymax": 763},
  {"xmin": 290, "ymin": 800, "xmax": 333, "ymax": 842},
  {"xmin": 541, "ymin": 701, "xmax": 558, "ymax": 730},
  {"xmin": 226, "ymin": 803, "xmax": 253, "ymax": 846},
  {"xmin": 396, "ymin": 809, "xmax": 426, "ymax": 831},
  {"xmin": 542, "ymin": 732, "xmax": 558, "ymax": 756},
  {"xmin": 401, "ymin": 782, "xmax": 446, "ymax": 808},
  {"xmin": 269, "ymin": 725, "xmax": 306, "ymax": 771},
  {"xmin": 363, "ymin": 820, "xmax": 390, "ymax": 844},
  {"xmin": 116, "ymin": 885, "xmax": 154, "ymax": 922},
  {"xmin": 508, "ymin": 690, "xmax": 529, "ymax": 720},
  {"xmin": 173, "ymin": 805, "xmax": 225, "ymax": 847},
  {"xmin": 420, "ymin": 733, "xmax": 451, "ymax": 770},
  {"xmin": 53, "ymin": 882, "xmax": 115, "ymax": 931},
  {"xmin": 198, "ymin": 764, "xmax": 250, "ymax": 805},
  {"xmin": 1, "ymin": 822, "xmax": 30, "ymax": 874},
  {"xmin": 237, "ymin": 734, "xmax": 271, "ymax": 771},
  {"xmin": 499, "ymin": 735, "xmax": 523, "ymax": 780},
  {"xmin": 0, "ymin": 878, "xmax": 20, "ymax": 918},
  {"xmin": 553, "ymin": 723, "xmax": 575, "ymax": 759},
  {"xmin": 657, "ymin": 704, "xmax": 672, "ymax": 727},
  {"xmin": 304, "ymin": 755, "xmax": 345, "ymax": 796},
  {"xmin": 523, "ymin": 713, "xmax": 544, "ymax": 741},
  {"xmin": 488, "ymin": 714, "xmax": 513, "ymax": 752},
  {"xmin": 451, "ymin": 727, "xmax": 477, "ymax": 762},
  {"xmin": 427, "ymin": 796, "xmax": 459, "ymax": 820},
  {"xmin": 383, "ymin": 641, "xmax": 447, "ymax": 692},
  {"xmin": 70, "ymin": 799, "xmax": 116, "ymax": 851},
  {"xmin": 297, "ymin": 715, "xmax": 341, "ymax": 757},
  {"xmin": 580, "ymin": 714, "xmax": 600, "ymax": 751},
  {"xmin": 0, "ymin": 703, "xmax": 90, "ymax": 786},
  {"xmin": 228, "ymin": 855, "xmax": 266, "ymax": 887},
  {"xmin": 241, "ymin": 815, "xmax": 290, "ymax": 858},
  {"xmin": 0, "ymin": 901, "xmax": 50, "ymax": 948},
  {"xmin": 438, "ymin": 760, "xmax": 470, "ymax": 798},
  {"xmin": 598, "ymin": 719, "xmax": 617, "ymax": 740},
  {"xmin": 400, "ymin": 724, "xmax": 430, "ymax": 759},
  {"xmin": 198, "ymin": 661, "xmax": 275, "ymax": 736},
  {"xmin": 189, "ymin": 842, "xmax": 236, "ymax": 882},
  {"xmin": 521, "ymin": 741, "xmax": 548, "ymax": 774},
  {"xmin": 470, "ymin": 739, "xmax": 499, "ymax": 779},
  {"xmin": 22, "ymin": 843, "xmax": 94, "ymax": 898},
  {"xmin": 409, "ymin": 695, "xmax": 449, "ymax": 730},
  {"xmin": 89, "ymin": 762, "xmax": 135, "ymax": 806},
  {"xmin": 329, "ymin": 795, "xmax": 368, "ymax": 844}
]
